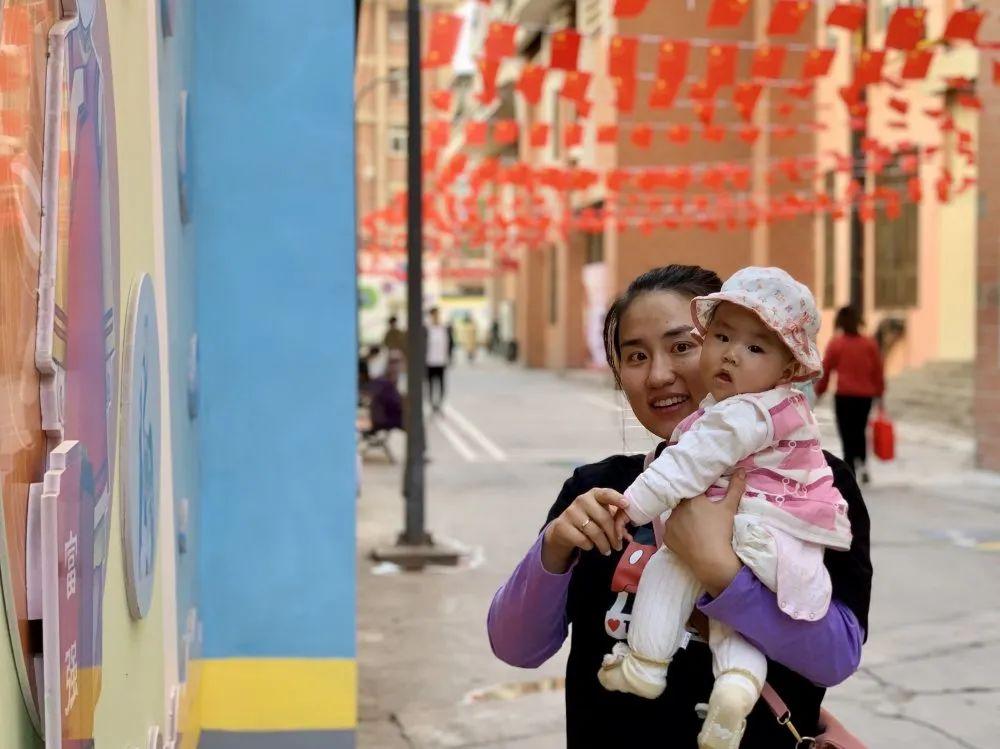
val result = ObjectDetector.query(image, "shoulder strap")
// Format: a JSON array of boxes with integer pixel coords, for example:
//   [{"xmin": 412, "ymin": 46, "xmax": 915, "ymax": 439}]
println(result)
[{"xmin": 761, "ymin": 682, "xmax": 815, "ymax": 747}]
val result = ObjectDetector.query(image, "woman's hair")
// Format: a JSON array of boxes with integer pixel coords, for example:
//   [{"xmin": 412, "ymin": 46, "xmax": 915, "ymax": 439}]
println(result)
[
  {"xmin": 603, "ymin": 264, "xmax": 723, "ymax": 384},
  {"xmin": 834, "ymin": 306, "xmax": 861, "ymax": 336}
]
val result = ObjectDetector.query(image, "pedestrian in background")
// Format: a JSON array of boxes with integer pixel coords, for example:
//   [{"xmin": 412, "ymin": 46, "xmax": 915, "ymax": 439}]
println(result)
[
  {"xmin": 815, "ymin": 307, "xmax": 885, "ymax": 484},
  {"xmin": 383, "ymin": 315, "xmax": 407, "ymax": 357},
  {"xmin": 458, "ymin": 313, "xmax": 479, "ymax": 364},
  {"xmin": 425, "ymin": 307, "xmax": 453, "ymax": 412}
]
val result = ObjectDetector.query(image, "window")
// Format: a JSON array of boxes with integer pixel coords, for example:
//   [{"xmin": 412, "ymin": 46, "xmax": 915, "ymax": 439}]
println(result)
[
  {"xmin": 584, "ymin": 202, "xmax": 605, "ymax": 264},
  {"xmin": 823, "ymin": 172, "xmax": 836, "ymax": 308},
  {"xmin": 388, "ymin": 10, "xmax": 407, "ymax": 42},
  {"xmin": 874, "ymin": 156, "xmax": 919, "ymax": 309},
  {"xmin": 388, "ymin": 66, "xmax": 405, "ymax": 100},
  {"xmin": 388, "ymin": 126, "xmax": 408, "ymax": 155}
]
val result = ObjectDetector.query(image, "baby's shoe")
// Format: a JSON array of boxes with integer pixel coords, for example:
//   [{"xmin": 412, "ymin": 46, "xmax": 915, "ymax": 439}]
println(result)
[
  {"xmin": 597, "ymin": 642, "xmax": 669, "ymax": 699},
  {"xmin": 696, "ymin": 671, "xmax": 759, "ymax": 749}
]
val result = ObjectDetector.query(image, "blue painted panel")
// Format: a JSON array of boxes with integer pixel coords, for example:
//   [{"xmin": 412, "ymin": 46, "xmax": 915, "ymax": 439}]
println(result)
[{"xmin": 192, "ymin": 1, "xmax": 357, "ymax": 658}]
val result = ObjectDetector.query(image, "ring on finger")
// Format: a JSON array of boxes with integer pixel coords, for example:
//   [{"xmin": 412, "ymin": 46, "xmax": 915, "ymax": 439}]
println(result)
[{"xmin": 579, "ymin": 518, "xmax": 592, "ymax": 531}]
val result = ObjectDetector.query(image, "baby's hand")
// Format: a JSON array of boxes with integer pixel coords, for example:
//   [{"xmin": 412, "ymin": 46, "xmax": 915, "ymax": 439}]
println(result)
[{"xmin": 613, "ymin": 506, "xmax": 633, "ymax": 544}]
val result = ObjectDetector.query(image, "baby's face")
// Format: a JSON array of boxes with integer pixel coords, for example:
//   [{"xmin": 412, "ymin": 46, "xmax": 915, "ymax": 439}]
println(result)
[{"xmin": 700, "ymin": 302, "xmax": 795, "ymax": 401}]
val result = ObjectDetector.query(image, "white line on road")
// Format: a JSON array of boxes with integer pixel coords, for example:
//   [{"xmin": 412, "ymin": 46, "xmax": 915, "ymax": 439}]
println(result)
[
  {"xmin": 442, "ymin": 405, "xmax": 508, "ymax": 461},
  {"xmin": 433, "ymin": 417, "xmax": 480, "ymax": 462}
]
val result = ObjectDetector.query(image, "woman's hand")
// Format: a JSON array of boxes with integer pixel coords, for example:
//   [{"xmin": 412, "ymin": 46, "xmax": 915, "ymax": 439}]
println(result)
[
  {"xmin": 541, "ymin": 488, "xmax": 630, "ymax": 574},
  {"xmin": 663, "ymin": 470, "xmax": 746, "ymax": 597}
]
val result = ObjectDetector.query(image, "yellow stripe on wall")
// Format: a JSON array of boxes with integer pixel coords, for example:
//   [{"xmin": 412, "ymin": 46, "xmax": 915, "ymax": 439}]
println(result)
[{"xmin": 197, "ymin": 658, "xmax": 357, "ymax": 732}]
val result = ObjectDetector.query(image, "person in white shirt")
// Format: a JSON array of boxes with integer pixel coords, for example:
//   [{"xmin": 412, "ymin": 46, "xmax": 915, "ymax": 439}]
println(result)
[{"xmin": 425, "ymin": 307, "xmax": 453, "ymax": 412}]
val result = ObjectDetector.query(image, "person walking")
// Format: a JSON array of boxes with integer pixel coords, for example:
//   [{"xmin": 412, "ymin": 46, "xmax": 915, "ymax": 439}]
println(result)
[
  {"xmin": 487, "ymin": 265, "xmax": 872, "ymax": 748},
  {"xmin": 425, "ymin": 307, "xmax": 452, "ymax": 412},
  {"xmin": 815, "ymin": 306, "xmax": 885, "ymax": 483},
  {"xmin": 382, "ymin": 315, "xmax": 407, "ymax": 357},
  {"xmin": 458, "ymin": 313, "xmax": 479, "ymax": 364}
]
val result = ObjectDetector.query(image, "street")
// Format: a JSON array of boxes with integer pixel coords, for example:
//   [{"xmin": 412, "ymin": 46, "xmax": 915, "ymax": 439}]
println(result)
[{"xmin": 357, "ymin": 358, "xmax": 1000, "ymax": 749}]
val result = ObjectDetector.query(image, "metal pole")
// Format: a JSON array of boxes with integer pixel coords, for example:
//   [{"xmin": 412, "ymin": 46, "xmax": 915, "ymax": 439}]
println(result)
[
  {"xmin": 849, "ymin": 4, "xmax": 869, "ymax": 312},
  {"xmin": 402, "ymin": 0, "xmax": 427, "ymax": 546}
]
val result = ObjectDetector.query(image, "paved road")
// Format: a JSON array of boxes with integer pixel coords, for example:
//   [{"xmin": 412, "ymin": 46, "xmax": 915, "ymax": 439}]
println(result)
[{"xmin": 357, "ymin": 359, "xmax": 1000, "ymax": 748}]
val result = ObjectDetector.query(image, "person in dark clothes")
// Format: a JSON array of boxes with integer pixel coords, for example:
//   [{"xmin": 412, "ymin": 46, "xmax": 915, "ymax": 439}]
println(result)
[
  {"xmin": 815, "ymin": 306, "xmax": 885, "ymax": 483},
  {"xmin": 487, "ymin": 265, "xmax": 872, "ymax": 748},
  {"xmin": 425, "ymin": 307, "xmax": 453, "ymax": 412}
]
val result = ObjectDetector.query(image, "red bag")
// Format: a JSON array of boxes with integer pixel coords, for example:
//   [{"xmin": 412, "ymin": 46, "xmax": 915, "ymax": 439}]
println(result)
[{"xmin": 871, "ymin": 406, "xmax": 895, "ymax": 461}]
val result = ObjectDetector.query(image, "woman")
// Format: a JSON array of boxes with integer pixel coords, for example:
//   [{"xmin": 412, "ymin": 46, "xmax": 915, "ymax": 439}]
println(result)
[
  {"xmin": 487, "ymin": 265, "xmax": 872, "ymax": 747},
  {"xmin": 815, "ymin": 306, "xmax": 885, "ymax": 483}
]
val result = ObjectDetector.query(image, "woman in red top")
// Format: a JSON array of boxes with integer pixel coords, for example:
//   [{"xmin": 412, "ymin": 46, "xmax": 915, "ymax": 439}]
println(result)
[{"xmin": 815, "ymin": 307, "xmax": 885, "ymax": 483}]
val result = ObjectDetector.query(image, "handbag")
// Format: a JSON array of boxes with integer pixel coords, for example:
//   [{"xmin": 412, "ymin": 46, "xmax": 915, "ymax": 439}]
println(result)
[
  {"xmin": 761, "ymin": 683, "xmax": 867, "ymax": 749},
  {"xmin": 870, "ymin": 405, "xmax": 895, "ymax": 462}
]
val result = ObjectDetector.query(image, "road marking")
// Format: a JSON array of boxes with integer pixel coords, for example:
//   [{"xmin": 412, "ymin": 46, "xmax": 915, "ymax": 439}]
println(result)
[
  {"xmin": 433, "ymin": 418, "xmax": 479, "ymax": 462},
  {"xmin": 442, "ymin": 405, "xmax": 508, "ymax": 461},
  {"xmin": 581, "ymin": 393, "xmax": 622, "ymax": 413}
]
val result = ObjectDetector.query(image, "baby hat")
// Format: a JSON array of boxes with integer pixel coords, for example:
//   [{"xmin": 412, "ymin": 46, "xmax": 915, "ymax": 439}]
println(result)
[{"xmin": 690, "ymin": 267, "xmax": 822, "ymax": 382}]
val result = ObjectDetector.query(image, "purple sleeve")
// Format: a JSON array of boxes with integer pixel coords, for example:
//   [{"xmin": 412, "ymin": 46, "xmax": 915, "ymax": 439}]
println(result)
[
  {"xmin": 697, "ymin": 567, "xmax": 864, "ymax": 688},
  {"xmin": 487, "ymin": 529, "xmax": 575, "ymax": 668}
]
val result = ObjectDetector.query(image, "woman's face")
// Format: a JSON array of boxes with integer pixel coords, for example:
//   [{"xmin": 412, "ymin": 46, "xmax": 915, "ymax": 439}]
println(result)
[{"xmin": 617, "ymin": 290, "xmax": 708, "ymax": 441}]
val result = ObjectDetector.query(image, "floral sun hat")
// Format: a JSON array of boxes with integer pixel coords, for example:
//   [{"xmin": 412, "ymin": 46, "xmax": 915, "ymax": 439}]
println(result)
[{"xmin": 690, "ymin": 266, "xmax": 822, "ymax": 382}]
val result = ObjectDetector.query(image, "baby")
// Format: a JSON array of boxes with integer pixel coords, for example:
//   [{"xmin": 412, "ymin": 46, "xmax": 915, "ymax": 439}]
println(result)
[{"xmin": 598, "ymin": 267, "xmax": 852, "ymax": 749}]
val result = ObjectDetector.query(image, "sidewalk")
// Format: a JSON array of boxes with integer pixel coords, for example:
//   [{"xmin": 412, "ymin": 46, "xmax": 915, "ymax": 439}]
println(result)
[{"xmin": 357, "ymin": 362, "xmax": 1000, "ymax": 748}]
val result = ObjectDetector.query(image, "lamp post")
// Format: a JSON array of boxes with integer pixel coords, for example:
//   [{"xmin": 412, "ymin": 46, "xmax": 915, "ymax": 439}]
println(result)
[{"xmin": 848, "ymin": 3, "xmax": 870, "ymax": 313}]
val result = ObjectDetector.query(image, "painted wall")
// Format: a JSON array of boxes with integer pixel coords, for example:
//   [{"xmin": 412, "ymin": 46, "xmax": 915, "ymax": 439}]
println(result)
[{"xmin": 191, "ymin": 2, "xmax": 357, "ymax": 747}]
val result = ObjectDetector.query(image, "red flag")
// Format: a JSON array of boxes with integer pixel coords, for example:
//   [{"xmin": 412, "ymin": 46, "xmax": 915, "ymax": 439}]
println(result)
[
  {"xmin": 493, "ymin": 120, "xmax": 518, "ymax": 144},
  {"xmin": 424, "ymin": 13, "xmax": 463, "ymax": 69},
  {"xmin": 613, "ymin": 0, "xmax": 650, "ymax": 18},
  {"xmin": 478, "ymin": 59, "xmax": 500, "ymax": 104},
  {"xmin": 826, "ymin": 4, "xmax": 866, "ymax": 32},
  {"xmin": 751, "ymin": 46, "xmax": 787, "ymax": 79},
  {"xmin": 550, "ymin": 29, "xmax": 582, "ymax": 71},
  {"xmin": 564, "ymin": 123, "xmax": 583, "ymax": 149},
  {"xmin": 576, "ymin": 99, "xmax": 592, "ymax": 118},
  {"xmin": 994, "ymin": 60, "xmax": 1000, "ymax": 85},
  {"xmin": 428, "ymin": 120, "xmax": 450, "ymax": 149},
  {"xmin": 560, "ymin": 71, "xmax": 591, "ymax": 104},
  {"xmin": 777, "ymin": 102, "xmax": 795, "ymax": 118},
  {"xmin": 656, "ymin": 40, "xmax": 690, "ymax": 82},
  {"xmin": 649, "ymin": 77, "xmax": 683, "ymax": 109},
  {"xmin": 598, "ymin": 125, "xmax": 620, "ymax": 144},
  {"xmin": 943, "ymin": 10, "xmax": 984, "ymax": 43},
  {"xmin": 517, "ymin": 64, "xmax": 547, "ymax": 105},
  {"xmin": 739, "ymin": 126, "xmax": 761, "ymax": 144},
  {"xmin": 667, "ymin": 124, "xmax": 691, "ymax": 144},
  {"xmin": 889, "ymin": 97, "xmax": 909, "ymax": 115},
  {"xmin": 430, "ymin": 90, "xmax": 453, "ymax": 112},
  {"xmin": 708, "ymin": 0, "xmax": 751, "ymax": 28},
  {"xmin": 466, "ymin": 121, "xmax": 487, "ymax": 145},
  {"xmin": 695, "ymin": 99, "xmax": 716, "ymax": 126},
  {"xmin": 786, "ymin": 82, "xmax": 814, "ymax": 98},
  {"xmin": 608, "ymin": 36, "xmax": 639, "ymax": 79},
  {"xmin": 702, "ymin": 125, "xmax": 726, "ymax": 143},
  {"xmin": 906, "ymin": 177, "xmax": 922, "ymax": 203},
  {"xmin": 613, "ymin": 76, "xmax": 636, "ymax": 113},
  {"xmin": 606, "ymin": 169, "xmax": 631, "ymax": 190},
  {"xmin": 957, "ymin": 94, "xmax": 982, "ymax": 111},
  {"xmin": 802, "ymin": 48, "xmax": 835, "ymax": 79},
  {"xmin": 733, "ymin": 83, "xmax": 762, "ymax": 122},
  {"xmin": 901, "ymin": 49, "xmax": 933, "ymax": 80},
  {"xmin": 731, "ymin": 166, "xmax": 751, "ymax": 190},
  {"xmin": 706, "ymin": 44, "xmax": 738, "ymax": 90},
  {"xmin": 768, "ymin": 0, "xmax": 811, "ymax": 36},
  {"xmin": 853, "ymin": 50, "xmax": 886, "ymax": 87},
  {"xmin": 484, "ymin": 22, "xmax": 517, "ymax": 61},
  {"xmin": 630, "ymin": 125, "xmax": 653, "ymax": 148},
  {"xmin": 529, "ymin": 123, "xmax": 549, "ymax": 148},
  {"xmin": 885, "ymin": 8, "xmax": 926, "ymax": 51}
]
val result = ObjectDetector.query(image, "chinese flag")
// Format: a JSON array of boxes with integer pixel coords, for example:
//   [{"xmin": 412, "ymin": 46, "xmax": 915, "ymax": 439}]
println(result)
[
  {"xmin": 943, "ymin": 10, "xmax": 984, "ymax": 43},
  {"xmin": 493, "ymin": 120, "xmax": 519, "ymax": 144},
  {"xmin": 478, "ymin": 59, "xmax": 500, "ymax": 104},
  {"xmin": 901, "ymin": 49, "xmax": 933, "ymax": 80},
  {"xmin": 484, "ymin": 22, "xmax": 517, "ymax": 61},
  {"xmin": 751, "ymin": 46, "xmax": 787, "ymax": 79},
  {"xmin": 802, "ymin": 48, "xmax": 835, "ymax": 79},
  {"xmin": 422, "ymin": 150, "xmax": 438, "ymax": 174},
  {"xmin": 706, "ymin": 44, "xmax": 738, "ymax": 90},
  {"xmin": 613, "ymin": 0, "xmax": 650, "ymax": 18},
  {"xmin": 630, "ymin": 125, "xmax": 653, "ymax": 148},
  {"xmin": 708, "ymin": 0, "xmax": 751, "ymax": 28},
  {"xmin": 608, "ymin": 35, "xmax": 639, "ymax": 79},
  {"xmin": 702, "ymin": 125, "xmax": 726, "ymax": 143},
  {"xmin": 656, "ymin": 40, "xmax": 690, "ymax": 82},
  {"xmin": 957, "ymin": 94, "xmax": 982, "ymax": 111},
  {"xmin": 560, "ymin": 71, "xmax": 592, "ymax": 104},
  {"xmin": 907, "ymin": 177, "xmax": 922, "ymax": 203},
  {"xmin": 667, "ymin": 124, "xmax": 692, "ymax": 144},
  {"xmin": 826, "ymin": 4, "xmax": 866, "ymax": 32},
  {"xmin": 777, "ymin": 102, "xmax": 795, "ymax": 118},
  {"xmin": 529, "ymin": 123, "xmax": 549, "ymax": 148},
  {"xmin": 613, "ymin": 75, "xmax": 637, "ymax": 113},
  {"xmin": 888, "ymin": 97, "xmax": 909, "ymax": 115},
  {"xmin": 607, "ymin": 170, "xmax": 630, "ymax": 191},
  {"xmin": 786, "ymin": 82, "xmax": 814, "ymax": 98},
  {"xmin": 853, "ymin": 50, "xmax": 885, "ymax": 87},
  {"xmin": 598, "ymin": 125, "xmax": 620, "ymax": 144},
  {"xmin": 424, "ymin": 13, "xmax": 463, "ymax": 69},
  {"xmin": 576, "ymin": 99, "xmax": 593, "ymax": 118},
  {"xmin": 466, "ymin": 121, "xmax": 487, "ymax": 145},
  {"xmin": 428, "ymin": 120, "xmax": 450, "ymax": 149},
  {"xmin": 550, "ymin": 29, "xmax": 582, "ymax": 71},
  {"xmin": 564, "ymin": 123, "xmax": 583, "ymax": 149},
  {"xmin": 768, "ymin": 0, "xmax": 810, "ymax": 35},
  {"xmin": 885, "ymin": 8, "xmax": 925, "ymax": 51},
  {"xmin": 733, "ymin": 83, "xmax": 762, "ymax": 122},
  {"xmin": 517, "ymin": 64, "xmax": 547, "ymax": 105},
  {"xmin": 0, "ymin": 6, "xmax": 30, "ymax": 46},
  {"xmin": 430, "ymin": 90, "xmax": 453, "ymax": 112},
  {"xmin": 695, "ymin": 99, "xmax": 716, "ymax": 126},
  {"xmin": 649, "ymin": 77, "xmax": 683, "ymax": 109},
  {"xmin": 739, "ymin": 126, "xmax": 761, "ymax": 144}
]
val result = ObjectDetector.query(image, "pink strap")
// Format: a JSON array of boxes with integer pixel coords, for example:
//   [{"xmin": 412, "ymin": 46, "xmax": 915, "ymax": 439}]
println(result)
[{"xmin": 760, "ymin": 682, "xmax": 789, "ymax": 720}]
